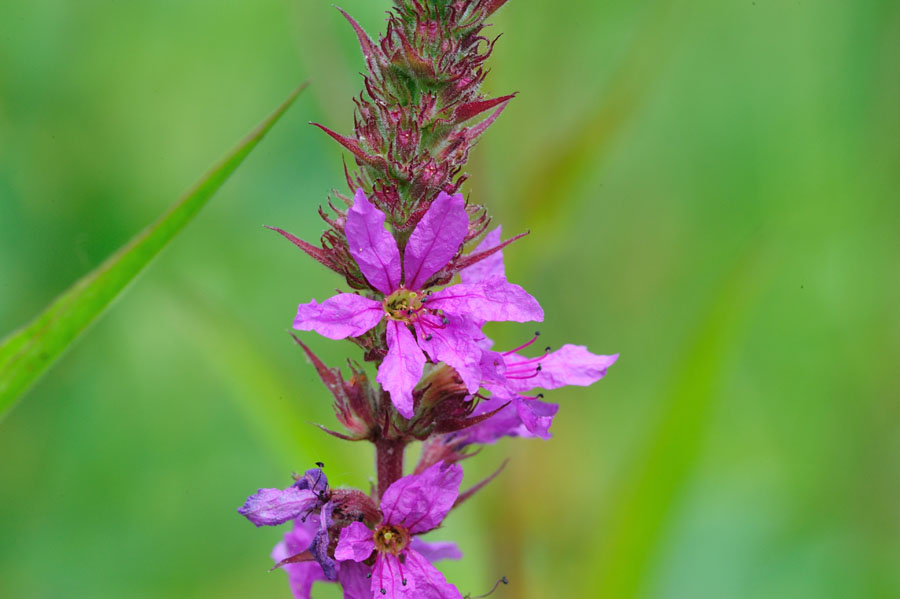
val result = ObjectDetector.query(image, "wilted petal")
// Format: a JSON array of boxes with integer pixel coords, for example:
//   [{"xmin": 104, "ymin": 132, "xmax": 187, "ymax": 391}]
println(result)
[
  {"xmin": 293, "ymin": 294, "xmax": 383, "ymax": 339},
  {"xmin": 371, "ymin": 553, "xmax": 414, "ymax": 597},
  {"xmin": 335, "ymin": 521, "xmax": 376, "ymax": 562},
  {"xmin": 338, "ymin": 560, "xmax": 372, "ymax": 599},
  {"xmin": 238, "ymin": 486, "xmax": 318, "ymax": 527},
  {"xmin": 378, "ymin": 321, "xmax": 426, "ymax": 418},
  {"xmin": 415, "ymin": 315, "xmax": 484, "ymax": 393},
  {"xmin": 507, "ymin": 345, "xmax": 618, "ymax": 392},
  {"xmin": 409, "ymin": 538, "xmax": 463, "ymax": 563},
  {"xmin": 428, "ymin": 278, "xmax": 543, "ymax": 323},
  {"xmin": 404, "ymin": 549, "xmax": 463, "ymax": 599},
  {"xmin": 294, "ymin": 468, "xmax": 329, "ymax": 496},
  {"xmin": 460, "ymin": 226, "xmax": 505, "ymax": 284},
  {"xmin": 309, "ymin": 502, "xmax": 337, "ymax": 580},
  {"xmin": 272, "ymin": 520, "xmax": 326, "ymax": 599},
  {"xmin": 403, "ymin": 191, "xmax": 468, "ymax": 290},
  {"xmin": 345, "ymin": 188, "xmax": 402, "ymax": 294},
  {"xmin": 381, "ymin": 462, "xmax": 463, "ymax": 534}
]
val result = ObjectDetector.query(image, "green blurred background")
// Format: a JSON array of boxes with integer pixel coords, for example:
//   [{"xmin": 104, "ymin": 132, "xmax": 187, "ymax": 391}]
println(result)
[{"xmin": 1, "ymin": 0, "xmax": 898, "ymax": 597}]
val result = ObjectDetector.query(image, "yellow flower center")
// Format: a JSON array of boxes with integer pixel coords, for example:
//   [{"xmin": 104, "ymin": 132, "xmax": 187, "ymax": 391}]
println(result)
[
  {"xmin": 373, "ymin": 524, "xmax": 410, "ymax": 555},
  {"xmin": 383, "ymin": 288, "xmax": 424, "ymax": 322}
]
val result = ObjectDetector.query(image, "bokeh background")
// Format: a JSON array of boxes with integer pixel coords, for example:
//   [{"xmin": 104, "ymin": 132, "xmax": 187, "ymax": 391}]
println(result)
[{"xmin": 1, "ymin": 0, "xmax": 898, "ymax": 597}]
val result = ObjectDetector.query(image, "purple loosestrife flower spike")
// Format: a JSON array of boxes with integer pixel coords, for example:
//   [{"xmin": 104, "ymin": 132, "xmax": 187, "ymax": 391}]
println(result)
[
  {"xmin": 335, "ymin": 462, "xmax": 465, "ymax": 598},
  {"xmin": 241, "ymin": 3, "xmax": 620, "ymax": 597},
  {"xmin": 294, "ymin": 189, "xmax": 543, "ymax": 418}
]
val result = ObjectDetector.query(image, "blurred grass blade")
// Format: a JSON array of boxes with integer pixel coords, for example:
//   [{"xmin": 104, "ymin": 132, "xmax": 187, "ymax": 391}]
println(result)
[
  {"xmin": 0, "ymin": 81, "xmax": 309, "ymax": 418},
  {"xmin": 592, "ymin": 242, "xmax": 764, "ymax": 598}
]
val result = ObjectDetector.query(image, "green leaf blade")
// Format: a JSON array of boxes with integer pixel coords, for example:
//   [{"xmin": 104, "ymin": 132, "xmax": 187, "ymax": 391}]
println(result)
[{"xmin": 0, "ymin": 81, "xmax": 308, "ymax": 417}]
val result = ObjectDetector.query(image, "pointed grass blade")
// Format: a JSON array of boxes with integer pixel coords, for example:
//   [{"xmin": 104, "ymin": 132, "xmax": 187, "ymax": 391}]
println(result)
[{"xmin": 0, "ymin": 81, "xmax": 309, "ymax": 418}]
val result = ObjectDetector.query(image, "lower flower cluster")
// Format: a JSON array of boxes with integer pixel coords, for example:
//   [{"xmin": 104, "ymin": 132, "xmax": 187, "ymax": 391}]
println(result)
[{"xmin": 239, "ymin": 189, "xmax": 616, "ymax": 598}]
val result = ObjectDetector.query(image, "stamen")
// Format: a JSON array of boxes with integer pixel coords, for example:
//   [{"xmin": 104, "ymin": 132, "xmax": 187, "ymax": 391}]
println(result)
[
  {"xmin": 504, "ymin": 371, "xmax": 540, "ymax": 381},
  {"xmin": 315, "ymin": 461, "xmax": 325, "ymax": 468},
  {"xmin": 469, "ymin": 575, "xmax": 510, "ymax": 598},
  {"xmin": 506, "ymin": 354, "xmax": 544, "ymax": 368},
  {"xmin": 503, "ymin": 333, "xmax": 540, "ymax": 355}
]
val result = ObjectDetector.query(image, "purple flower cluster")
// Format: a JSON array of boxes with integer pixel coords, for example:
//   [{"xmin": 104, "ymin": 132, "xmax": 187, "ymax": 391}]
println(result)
[{"xmin": 239, "ymin": 2, "xmax": 616, "ymax": 597}]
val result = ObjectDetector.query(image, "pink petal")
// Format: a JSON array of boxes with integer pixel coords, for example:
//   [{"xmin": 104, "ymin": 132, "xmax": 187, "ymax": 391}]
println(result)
[
  {"xmin": 415, "ymin": 315, "xmax": 485, "ymax": 394},
  {"xmin": 338, "ymin": 561, "xmax": 372, "ymax": 599},
  {"xmin": 507, "ymin": 345, "xmax": 619, "ymax": 391},
  {"xmin": 380, "ymin": 462, "xmax": 463, "ymax": 534},
  {"xmin": 238, "ymin": 486, "xmax": 318, "ymax": 527},
  {"xmin": 293, "ymin": 294, "xmax": 383, "ymax": 339},
  {"xmin": 460, "ymin": 226, "xmax": 505, "ymax": 284},
  {"xmin": 271, "ymin": 520, "xmax": 326, "ymax": 599},
  {"xmin": 462, "ymin": 394, "xmax": 558, "ymax": 444},
  {"xmin": 345, "ymin": 189, "xmax": 402, "ymax": 294},
  {"xmin": 427, "ymin": 279, "xmax": 544, "ymax": 323},
  {"xmin": 377, "ymin": 321, "xmax": 426, "ymax": 418},
  {"xmin": 409, "ymin": 539, "xmax": 463, "ymax": 563},
  {"xmin": 371, "ymin": 553, "xmax": 414, "ymax": 597},
  {"xmin": 334, "ymin": 521, "xmax": 376, "ymax": 562},
  {"xmin": 403, "ymin": 191, "xmax": 468, "ymax": 290},
  {"xmin": 513, "ymin": 396, "xmax": 559, "ymax": 439},
  {"xmin": 404, "ymin": 549, "xmax": 463, "ymax": 599}
]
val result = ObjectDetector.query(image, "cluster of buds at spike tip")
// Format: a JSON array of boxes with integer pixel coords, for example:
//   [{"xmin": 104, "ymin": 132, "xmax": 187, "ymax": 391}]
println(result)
[
  {"xmin": 241, "ymin": 2, "xmax": 620, "ymax": 598},
  {"xmin": 271, "ymin": 0, "xmax": 516, "ymax": 290}
]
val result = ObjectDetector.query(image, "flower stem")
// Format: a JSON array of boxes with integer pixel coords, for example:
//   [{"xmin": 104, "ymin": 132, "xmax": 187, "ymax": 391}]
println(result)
[{"xmin": 375, "ymin": 438, "xmax": 407, "ymax": 499}]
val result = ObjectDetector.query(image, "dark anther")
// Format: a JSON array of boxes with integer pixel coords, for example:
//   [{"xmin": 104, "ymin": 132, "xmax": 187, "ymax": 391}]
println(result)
[
  {"xmin": 442, "ymin": 316, "xmax": 449, "ymax": 324},
  {"xmin": 501, "ymin": 576, "xmax": 509, "ymax": 584},
  {"xmin": 425, "ymin": 334, "xmax": 433, "ymax": 341},
  {"xmin": 536, "ymin": 393, "xmax": 544, "ymax": 399},
  {"xmin": 535, "ymin": 330, "xmax": 541, "ymax": 336},
  {"xmin": 315, "ymin": 461, "xmax": 325, "ymax": 468},
  {"xmin": 366, "ymin": 572, "xmax": 372, "ymax": 579},
  {"xmin": 406, "ymin": 309, "xmax": 412, "ymax": 315},
  {"xmin": 544, "ymin": 346, "xmax": 551, "ymax": 353},
  {"xmin": 536, "ymin": 364, "xmax": 542, "ymax": 371},
  {"xmin": 300, "ymin": 517, "xmax": 306, "ymax": 523},
  {"xmin": 402, "ymin": 578, "xmax": 408, "ymax": 586},
  {"xmin": 381, "ymin": 589, "xmax": 387, "ymax": 595}
]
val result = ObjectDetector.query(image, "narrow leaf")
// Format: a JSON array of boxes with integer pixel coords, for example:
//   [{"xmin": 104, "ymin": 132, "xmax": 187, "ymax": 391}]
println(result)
[{"xmin": 0, "ymin": 82, "xmax": 309, "ymax": 418}]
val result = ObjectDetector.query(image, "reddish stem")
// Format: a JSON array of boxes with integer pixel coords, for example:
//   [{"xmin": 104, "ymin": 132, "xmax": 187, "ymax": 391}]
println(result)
[{"xmin": 375, "ymin": 438, "xmax": 407, "ymax": 499}]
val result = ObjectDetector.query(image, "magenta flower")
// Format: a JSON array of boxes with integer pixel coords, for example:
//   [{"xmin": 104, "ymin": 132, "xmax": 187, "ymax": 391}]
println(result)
[
  {"xmin": 467, "ymin": 340, "xmax": 618, "ymax": 443},
  {"xmin": 294, "ymin": 189, "xmax": 543, "ymax": 418},
  {"xmin": 334, "ymin": 461, "xmax": 464, "ymax": 598},
  {"xmin": 457, "ymin": 228, "xmax": 619, "ymax": 443}
]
